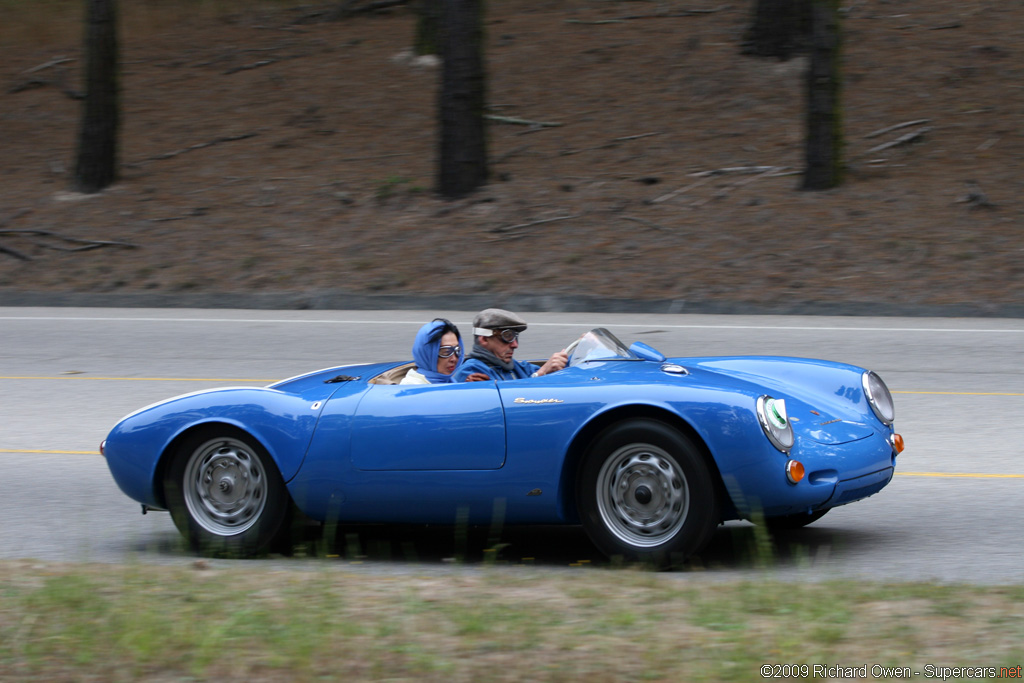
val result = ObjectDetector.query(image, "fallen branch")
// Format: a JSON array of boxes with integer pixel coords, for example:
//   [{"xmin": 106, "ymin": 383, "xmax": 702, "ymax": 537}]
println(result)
[
  {"xmin": 690, "ymin": 166, "xmax": 789, "ymax": 207},
  {"xmin": 149, "ymin": 208, "xmax": 208, "ymax": 222},
  {"xmin": 0, "ymin": 229, "xmax": 139, "ymax": 259},
  {"xmin": 621, "ymin": 215, "xmax": 680, "ymax": 233},
  {"xmin": 224, "ymin": 59, "xmax": 277, "ymax": 75},
  {"xmin": 9, "ymin": 56, "xmax": 81, "ymax": 98},
  {"xmin": 689, "ymin": 165, "xmax": 787, "ymax": 178},
  {"xmin": 300, "ymin": 0, "xmax": 410, "ymax": 22},
  {"xmin": 0, "ymin": 209, "xmax": 32, "ymax": 229},
  {"xmin": 647, "ymin": 175, "xmax": 715, "ymax": 204},
  {"xmin": 564, "ymin": 19, "xmax": 625, "ymax": 25},
  {"xmin": 8, "ymin": 77, "xmax": 83, "ymax": 99},
  {"xmin": 956, "ymin": 181, "xmax": 996, "ymax": 210},
  {"xmin": 192, "ymin": 46, "xmax": 287, "ymax": 68},
  {"xmin": 22, "ymin": 56, "xmax": 73, "ymax": 74},
  {"xmin": 488, "ymin": 214, "xmax": 582, "ymax": 235},
  {"xmin": 614, "ymin": 132, "xmax": 662, "ymax": 142},
  {"xmin": 0, "ymin": 229, "xmax": 139, "ymax": 250},
  {"xmin": 649, "ymin": 166, "xmax": 793, "ymax": 204},
  {"xmin": 675, "ymin": 5, "xmax": 731, "ymax": 13},
  {"xmin": 342, "ymin": 0, "xmax": 408, "ymax": 15},
  {"xmin": 866, "ymin": 126, "xmax": 932, "ymax": 154},
  {"xmin": 8, "ymin": 78, "xmax": 49, "ymax": 94},
  {"xmin": 566, "ymin": 5, "xmax": 731, "ymax": 23},
  {"xmin": 0, "ymin": 244, "xmax": 31, "ymax": 261},
  {"xmin": 561, "ymin": 132, "xmax": 662, "ymax": 156},
  {"xmin": 339, "ymin": 152, "xmax": 412, "ymax": 162},
  {"xmin": 137, "ymin": 133, "xmax": 259, "ymax": 163},
  {"xmin": 485, "ymin": 114, "xmax": 562, "ymax": 128},
  {"xmin": 493, "ymin": 145, "xmax": 530, "ymax": 164},
  {"xmin": 864, "ymin": 119, "xmax": 931, "ymax": 139}
]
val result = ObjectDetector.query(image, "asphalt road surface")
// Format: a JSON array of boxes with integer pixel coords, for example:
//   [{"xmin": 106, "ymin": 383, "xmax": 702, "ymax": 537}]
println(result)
[{"xmin": 2, "ymin": 307, "xmax": 1022, "ymax": 583}]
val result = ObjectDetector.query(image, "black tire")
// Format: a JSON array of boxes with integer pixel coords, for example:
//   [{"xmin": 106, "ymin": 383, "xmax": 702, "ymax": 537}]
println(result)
[
  {"xmin": 577, "ymin": 419, "xmax": 719, "ymax": 566},
  {"xmin": 764, "ymin": 508, "xmax": 830, "ymax": 531},
  {"xmin": 165, "ymin": 427, "xmax": 292, "ymax": 557}
]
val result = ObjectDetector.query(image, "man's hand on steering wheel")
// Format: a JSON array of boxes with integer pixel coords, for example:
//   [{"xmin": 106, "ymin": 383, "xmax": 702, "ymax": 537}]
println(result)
[{"xmin": 536, "ymin": 350, "xmax": 568, "ymax": 377}]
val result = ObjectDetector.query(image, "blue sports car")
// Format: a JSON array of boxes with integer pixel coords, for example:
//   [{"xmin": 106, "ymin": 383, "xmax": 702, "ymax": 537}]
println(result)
[{"xmin": 102, "ymin": 328, "xmax": 903, "ymax": 563}]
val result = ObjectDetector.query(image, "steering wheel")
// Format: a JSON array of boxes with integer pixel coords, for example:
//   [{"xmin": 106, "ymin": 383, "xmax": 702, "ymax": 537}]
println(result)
[
  {"xmin": 564, "ymin": 336, "xmax": 583, "ymax": 358},
  {"xmin": 564, "ymin": 334, "xmax": 591, "ymax": 367}
]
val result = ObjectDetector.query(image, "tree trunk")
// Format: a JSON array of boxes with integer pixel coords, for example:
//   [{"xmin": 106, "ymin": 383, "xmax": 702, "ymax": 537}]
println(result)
[
  {"xmin": 742, "ymin": 0, "xmax": 811, "ymax": 60},
  {"xmin": 74, "ymin": 0, "xmax": 120, "ymax": 194},
  {"xmin": 437, "ymin": 0, "xmax": 487, "ymax": 199},
  {"xmin": 414, "ymin": 0, "xmax": 442, "ymax": 55},
  {"xmin": 802, "ymin": 0, "xmax": 842, "ymax": 190}
]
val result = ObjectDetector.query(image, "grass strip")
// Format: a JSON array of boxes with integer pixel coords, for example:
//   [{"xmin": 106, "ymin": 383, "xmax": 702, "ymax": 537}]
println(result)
[{"xmin": 2, "ymin": 560, "xmax": 1023, "ymax": 681}]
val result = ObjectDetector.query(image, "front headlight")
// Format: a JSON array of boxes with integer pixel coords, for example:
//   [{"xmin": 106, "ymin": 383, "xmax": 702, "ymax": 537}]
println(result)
[
  {"xmin": 862, "ymin": 371, "xmax": 895, "ymax": 425},
  {"xmin": 757, "ymin": 395, "xmax": 794, "ymax": 453}
]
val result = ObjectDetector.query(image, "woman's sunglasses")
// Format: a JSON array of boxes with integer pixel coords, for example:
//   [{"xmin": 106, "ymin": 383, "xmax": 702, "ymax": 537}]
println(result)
[{"xmin": 438, "ymin": 345, "xmax": 461, "ymax": 358}]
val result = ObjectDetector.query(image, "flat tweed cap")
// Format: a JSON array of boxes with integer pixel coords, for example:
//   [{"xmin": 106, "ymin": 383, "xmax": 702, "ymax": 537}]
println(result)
[{"xmin": 472, "ymin": 308, "xmax": 528, "ymax": 335}]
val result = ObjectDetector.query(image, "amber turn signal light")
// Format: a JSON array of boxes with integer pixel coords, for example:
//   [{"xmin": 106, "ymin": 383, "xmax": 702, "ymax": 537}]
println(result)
[
  {"xmin": 785, "ymin": 459, "xmax": 805, "ymax": 484},
  {"xmin": 891, "ymin": 433, "xmax": 905, "ymax": 454}
]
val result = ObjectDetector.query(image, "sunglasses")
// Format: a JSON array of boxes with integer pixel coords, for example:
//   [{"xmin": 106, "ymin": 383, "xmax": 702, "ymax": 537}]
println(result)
[{"xmin": 438, "ymin": 345, "xmax": 461, "ymax": 358}]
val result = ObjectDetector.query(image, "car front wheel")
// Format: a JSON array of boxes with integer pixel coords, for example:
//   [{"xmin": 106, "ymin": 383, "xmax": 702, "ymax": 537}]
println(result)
[
  {"xmin": 165, "ymin": 428, "xmax": 291, "ymax": 557},
  {"xmin": 578, "ymin": 419, "xmax": 718, "ymax": 566}
]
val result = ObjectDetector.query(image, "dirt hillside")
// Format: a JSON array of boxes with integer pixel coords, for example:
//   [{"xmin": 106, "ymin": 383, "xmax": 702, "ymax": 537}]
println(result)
[{"xmin": 1, "ymin": 0, "xmax": 1022, "ymax": 314}]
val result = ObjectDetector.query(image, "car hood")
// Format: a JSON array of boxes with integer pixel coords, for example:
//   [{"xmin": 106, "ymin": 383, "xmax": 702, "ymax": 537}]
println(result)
[
  {"xmin": 796, "ymin": 414, "xmax": 874, "ymax": 445},
  {"xmin": 674, "ymin": 355, "xmax": 880, "ymax": 444}
]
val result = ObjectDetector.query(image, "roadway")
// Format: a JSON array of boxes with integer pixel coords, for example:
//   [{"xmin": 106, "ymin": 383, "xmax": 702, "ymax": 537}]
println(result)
[{"xmin": 2, "ymin": 308, "xmax": 1022, "ymax": 582}]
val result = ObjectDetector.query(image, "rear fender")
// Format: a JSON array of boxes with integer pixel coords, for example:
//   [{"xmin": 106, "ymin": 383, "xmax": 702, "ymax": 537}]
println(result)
[{"xmin": 105, "ymin": 385, "xmax": 349, "ymax": 508}]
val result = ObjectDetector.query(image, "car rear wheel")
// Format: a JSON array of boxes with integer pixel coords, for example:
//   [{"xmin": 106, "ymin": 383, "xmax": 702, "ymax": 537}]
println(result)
[
  {"xmin": 764, "ymin": 508, "xmax": 830, "ymax": 531},
  {"xmin": 578, "ymin": 419, "xmax": 718, "ymax": 566},
  {"xmin": 165, "ymin": 428, "xmax": 291, "ymax": 557}
]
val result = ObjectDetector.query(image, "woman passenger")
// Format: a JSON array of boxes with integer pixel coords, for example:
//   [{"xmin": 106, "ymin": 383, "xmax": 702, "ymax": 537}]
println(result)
[{"xmin": 400, "ymin": 318, "xmax": 464, "ymax": 384}]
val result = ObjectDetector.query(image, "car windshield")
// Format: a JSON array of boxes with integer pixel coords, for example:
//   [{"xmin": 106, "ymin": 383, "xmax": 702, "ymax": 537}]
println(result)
[{"xmin": 568, "ymin": 328, "xmax": 637, "ymax": 367}]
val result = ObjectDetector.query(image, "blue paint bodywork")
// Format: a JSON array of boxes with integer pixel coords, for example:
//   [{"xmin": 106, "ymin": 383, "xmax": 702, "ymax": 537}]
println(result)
[{"xmin": 102, "ymin": 335, "xmax": 898, "ymax": 528}]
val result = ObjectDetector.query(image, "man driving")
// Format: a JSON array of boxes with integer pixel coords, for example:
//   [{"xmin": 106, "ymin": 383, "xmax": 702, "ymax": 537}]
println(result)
[{"xmin": 453, "ymin": 308, "xmax": 568, "ymax": 382}]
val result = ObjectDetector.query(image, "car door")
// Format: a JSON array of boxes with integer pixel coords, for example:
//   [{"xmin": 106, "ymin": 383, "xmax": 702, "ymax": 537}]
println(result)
[{"xmin": 349, "ymin": 381, "xmax": 506, "ymax": 470}]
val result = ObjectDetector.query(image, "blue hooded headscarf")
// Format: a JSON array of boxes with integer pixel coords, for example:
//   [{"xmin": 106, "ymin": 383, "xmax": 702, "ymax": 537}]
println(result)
[{"xmin": 411, "ymin": 319, "xmax": 464, "ymax": 384}]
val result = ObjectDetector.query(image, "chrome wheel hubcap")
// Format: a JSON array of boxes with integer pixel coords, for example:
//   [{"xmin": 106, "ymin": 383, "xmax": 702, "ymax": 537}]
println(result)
[
  {"xmin": 596, "ymin": 444, "xmax": 689, "ymax": 547},
  {"xmin": 183, "ymin": 437, "xmax": 267, "ymax": 536}
]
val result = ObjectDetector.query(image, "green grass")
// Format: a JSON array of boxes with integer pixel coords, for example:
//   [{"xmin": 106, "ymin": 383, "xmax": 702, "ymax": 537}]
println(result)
[{"xmin": 2, "ymin": 560, "xmax": 1023, "ymax": 681}]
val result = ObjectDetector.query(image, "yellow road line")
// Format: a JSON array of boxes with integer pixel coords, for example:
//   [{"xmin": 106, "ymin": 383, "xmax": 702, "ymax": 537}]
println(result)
[
  {"xmin": 894, "ymin": 390, "xmax": 1024, "ymax": 397},
  {"xmin": 896, "ymin": 471, "xmax": 1024, "ymax": 479},
  {"xmin": 1, "ymin": 449, "xmax": 99, "ymax": 455}
]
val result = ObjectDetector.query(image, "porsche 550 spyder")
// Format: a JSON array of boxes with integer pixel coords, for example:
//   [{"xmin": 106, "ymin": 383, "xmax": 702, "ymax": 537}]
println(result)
[{"xmin": 101, "ymin": 328, "xmax": 903, "ymax": 562}]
